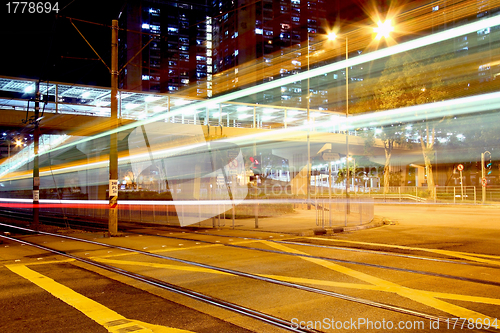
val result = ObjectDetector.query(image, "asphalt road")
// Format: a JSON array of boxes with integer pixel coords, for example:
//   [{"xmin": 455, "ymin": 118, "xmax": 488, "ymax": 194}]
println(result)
[{"xmin": 1, "ymin": 204, "xmax": 500, "ymax": 333}]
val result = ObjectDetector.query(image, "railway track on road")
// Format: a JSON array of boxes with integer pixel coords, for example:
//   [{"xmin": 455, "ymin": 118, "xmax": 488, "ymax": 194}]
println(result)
[{"xmin": 2, "ymin": 223, "xmax": 499, "ymax": 332}]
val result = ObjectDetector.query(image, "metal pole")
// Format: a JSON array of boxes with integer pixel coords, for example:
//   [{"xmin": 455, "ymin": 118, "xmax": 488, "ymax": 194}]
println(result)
[
  {"xmin": 460, "ymin": 170, "xmax": 464, "ymax": 201},
  {"xmin": 328, "ymin": 161, "xmax": 332, "ymax": 227},
  {"xmin": 55, "ymin": 84, "xmax": 59, "ymax": 113},
  {"xmin": 345, "ymin": 36, "xmax": 350, "ymax": 224},
  {"xmin": 454, "ymin": 187, "xmax": 456, "ymax": 204},
  {"xmin": 306, "ymin": 33, "xmax": 311, "ymax": 210},
  {"xmin": 109, "ymin": 20, "xmax": 119, "ymax": 236},
  {"xmin": 253, "ymin": 106, "xmax": 256, "ymax": 128},
  {"xmin": 232, "ymin": 204, "xmax": 235, "ymax": 229},
  {"xmin": 481, "ymin": 152, "xmax": 486, "ymax": 204},
  {"xmin": 33, "ymin": 80, "xmax": 40, "ymax": 230},
  {"xmin": 254, "ymin": 202, "xmax": 259, "ymax": 228}
]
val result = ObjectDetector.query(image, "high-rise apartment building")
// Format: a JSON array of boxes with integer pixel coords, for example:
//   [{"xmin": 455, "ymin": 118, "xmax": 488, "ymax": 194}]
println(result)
[
  {"xmin": 119, "ymin": 0, "xmax": 340, "ymax": 104},
  {"xmin": 211, "ymin": 0, "xmax": 329, "ymax": 107},
  {"xmin": 118, "ymin": 0, "xmax": 209, "ymax": 96}
]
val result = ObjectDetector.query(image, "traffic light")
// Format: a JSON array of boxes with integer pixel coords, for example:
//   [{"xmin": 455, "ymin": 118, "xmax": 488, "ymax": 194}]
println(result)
[
  {"xmin": 485, "ymin": 152, "xmax": 492, "ymax": 174},
  {"xmin": 484, "ymin": 152, "xmax": 492, "ymax": 168},
  {"xmin": 249, "ymin": 156, "xmax": 261, "ymax": 173}
]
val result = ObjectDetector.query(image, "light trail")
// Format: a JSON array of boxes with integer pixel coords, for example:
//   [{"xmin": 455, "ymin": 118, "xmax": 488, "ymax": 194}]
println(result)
[
  {"xmin": 0, "ymin": 198, "xmax": 308, "ymax": 208},
  {"xmin": 37, "ymin": 15, "xmax": 500, "ymax": 158},
  {"xmin": 1, "ymin": 88, "xmax": 499, "ymax": 182}
]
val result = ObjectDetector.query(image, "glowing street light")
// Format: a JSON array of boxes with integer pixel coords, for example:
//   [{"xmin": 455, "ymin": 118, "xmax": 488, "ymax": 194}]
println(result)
[
  {"xmin": 374, "ymin": 20, "xmax": 394, "ymax": 40},
  {"xmin": 327, "ymin": 32, "xmax": 337, "ymax": 41}
]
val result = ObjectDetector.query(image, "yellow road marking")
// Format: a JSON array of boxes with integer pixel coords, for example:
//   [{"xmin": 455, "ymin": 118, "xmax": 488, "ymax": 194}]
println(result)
[
  {"xmin": 1, "ymin": 258, "xmax": 76, "ymax": 267},
  {"xmin": 264, "ymin": 241, "xmax": 498, "ymax": 321},
  {"xmin": 92, "ymin": 256, "xmax": 500, "ymax": 307},
  {"xmin": 230, "ymin": 239, "xmax": 265, "ymax": 245},
  {"xmin": 6, "ymin": 265, "xmax": 194, "ymax": 333},
  {"xmin": 261, "ymin": 274, "xmax": 500, "ymax": 306},
  {"xmin": 96, "ymin": 244, "xmax": 223, "ymax": 259},
  {"xmin": 92, "ymin": 257, "xmax": 233, "ymax": 276},
  {"xmin": 308, "ymin": 237, "xmax": 500, "ymax": 265}
]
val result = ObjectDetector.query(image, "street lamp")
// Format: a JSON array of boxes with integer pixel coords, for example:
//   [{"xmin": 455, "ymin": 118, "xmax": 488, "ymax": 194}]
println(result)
[
  {"xmin": 306, "ymin": 32, "xmax": 338, "ymax": 209},
  {"xmin": 374, "ymin": 20, "xmax": 394, "ymax": 40},
  {"xmin": 329, "ymin": 19, "xmax": 393, "ymax": 222}
]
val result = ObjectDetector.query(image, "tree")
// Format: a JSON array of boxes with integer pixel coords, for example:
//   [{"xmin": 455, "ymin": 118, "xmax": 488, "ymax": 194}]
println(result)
[
  {"xmin": 362, "ymin": 124, "xmax": 409, "ymax": 193},
  {"xmin": 359, "ymin": 54, "xmax": 413, "ymax": 193},
  {"xmin": 375, "ymin": 48, "xmax": 450, "ymax": 192}
]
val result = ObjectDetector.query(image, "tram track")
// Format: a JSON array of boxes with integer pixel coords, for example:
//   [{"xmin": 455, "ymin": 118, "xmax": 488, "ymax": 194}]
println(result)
[
  {"xmin": 1, "ymin": 223, "xmax": 498, "ymax": 333},
  {"xmin": 122, "ymin": 228, "xmax": 500, "ymax": 288},
  {"xmin": 2, "ymin": 205, "xmax": 500, "ymax": 285},
  {"xmin": 138, "ymin": 227, "xmax": 500, "ymax": 268},
  {"xmin": 2, "ymin": 209, "xmax": 500, "ymax": 288},
  {"xmin": 0, "ymin": 231, "xmax": 317, "ymax": 333}
]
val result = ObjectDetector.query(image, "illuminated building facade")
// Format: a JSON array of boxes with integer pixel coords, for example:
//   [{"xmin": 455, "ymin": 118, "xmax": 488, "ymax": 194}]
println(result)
[
  {"xmin": 118, "ymin": 0, "xmax": 338, "ymax": 102},
  {"xmin": 118, "ymin": 0, "xmax": 209, "ymax": 96},
  {"xmin": 211, "ymin": 0, "xmax": 329, "ymax": 106}
]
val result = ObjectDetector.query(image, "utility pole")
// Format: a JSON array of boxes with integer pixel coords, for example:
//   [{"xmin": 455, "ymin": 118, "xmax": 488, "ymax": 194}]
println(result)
[
  {"xmin": 33, "ymin": 80, "xmax": 40, "ymax": 230},
  {"xmin": 482, "ymin": 152, "xmax": 485, "ymax": 204},
  {"xmin": 306, "ymin": 33, "xmax": 311, "ymax": 210},
  {"xmin": 109, "ymin": 19, "xmax": 119, "ymax": 235},
  {"xmin": 345, "ymin": 37, "xmax": 350, "ymax": 223},
  {"xmin": 481, "ymin": 151, "xmax": 490, "ymax": 204}
]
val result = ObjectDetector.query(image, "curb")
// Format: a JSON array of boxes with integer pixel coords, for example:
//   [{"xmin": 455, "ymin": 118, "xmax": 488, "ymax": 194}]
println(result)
[{"xmin": 310, "ymin": 216, "xmax": 392, "ymax": 236}]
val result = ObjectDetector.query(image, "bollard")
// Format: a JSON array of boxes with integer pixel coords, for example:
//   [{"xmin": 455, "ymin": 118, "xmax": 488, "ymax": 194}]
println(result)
[
  {"xmin": 232, "ymin": 204, "xmax": 235, "ymax": 229},
  {"xmin": 254, "ymin": 202, "xmax": 259, "ymax": 228},
  {"xmin": 359, "ymin": 199, "xmax": 363, "ymax": 225}
]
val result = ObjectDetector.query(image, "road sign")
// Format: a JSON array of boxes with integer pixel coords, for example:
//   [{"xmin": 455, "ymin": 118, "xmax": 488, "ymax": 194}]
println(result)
[
  {"xmin": 322, "ymin": 152, "xmax": 340, "ymax": 161},
  {"xmin": 457, "ymin": 164, "xmax": 464, "ymax": 171},
  {"xmin": 109, "ymin": 180, "xmax": 118, "ymax": 196},
  {"xmin": 229, "ymin": 159, "xmax": 238, "ymax": 169},
  {"xmin": 482, "ymin": 177, "xmax": 487, "ymax": 187}
]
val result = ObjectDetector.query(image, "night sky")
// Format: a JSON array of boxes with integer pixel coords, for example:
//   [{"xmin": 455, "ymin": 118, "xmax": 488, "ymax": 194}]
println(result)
[{"xmin": 0, "ymin": 0, "xmax": 126, "ymax": 87}]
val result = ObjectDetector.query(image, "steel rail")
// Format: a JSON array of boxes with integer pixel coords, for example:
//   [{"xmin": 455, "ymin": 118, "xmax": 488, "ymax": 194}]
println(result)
[
  {"xmin": 0, "ymin": 233, "xmax": 318, "ymax": 333},
  {"xmin": 2, "ymin": 223, "xmax": 495, "ymax": 332}
]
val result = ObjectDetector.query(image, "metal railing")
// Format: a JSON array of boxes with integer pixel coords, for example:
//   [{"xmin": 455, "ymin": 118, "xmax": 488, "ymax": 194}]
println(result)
[{"xmin": 315, "ymin": 197, "xmax": 374, "ymax": 228}]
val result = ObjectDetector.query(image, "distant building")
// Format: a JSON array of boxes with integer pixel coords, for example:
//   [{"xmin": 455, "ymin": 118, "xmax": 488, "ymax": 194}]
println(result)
[
  {"xmin": 118, "ymin": 0, "xmax": 209, "ymax": 96},
  {"xmin": 118, "ymin": 0, "xmax": 365, "ymax": 109},
  {"xmin": 211, "ymin": 0, "xmax": 329, "ymax": 107}
]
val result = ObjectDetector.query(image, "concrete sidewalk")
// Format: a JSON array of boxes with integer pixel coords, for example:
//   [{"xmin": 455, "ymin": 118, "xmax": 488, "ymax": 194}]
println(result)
[
  {"xmin": 192, "ymin": 203, "xmax": 500, "ymax": 236},
  {"xmin": 195, "ymin": 208, "xmax": 384, "ymax": 236}
]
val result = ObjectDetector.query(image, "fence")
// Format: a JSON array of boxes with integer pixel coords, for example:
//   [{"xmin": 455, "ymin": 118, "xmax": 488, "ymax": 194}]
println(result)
[
  {"xmin": 314, "ymin": 197, "xmax": 374, "ymax": 228},
  {"xmin": 312, "ymin": 185, "xmax": 500, "ymax": 203}
]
